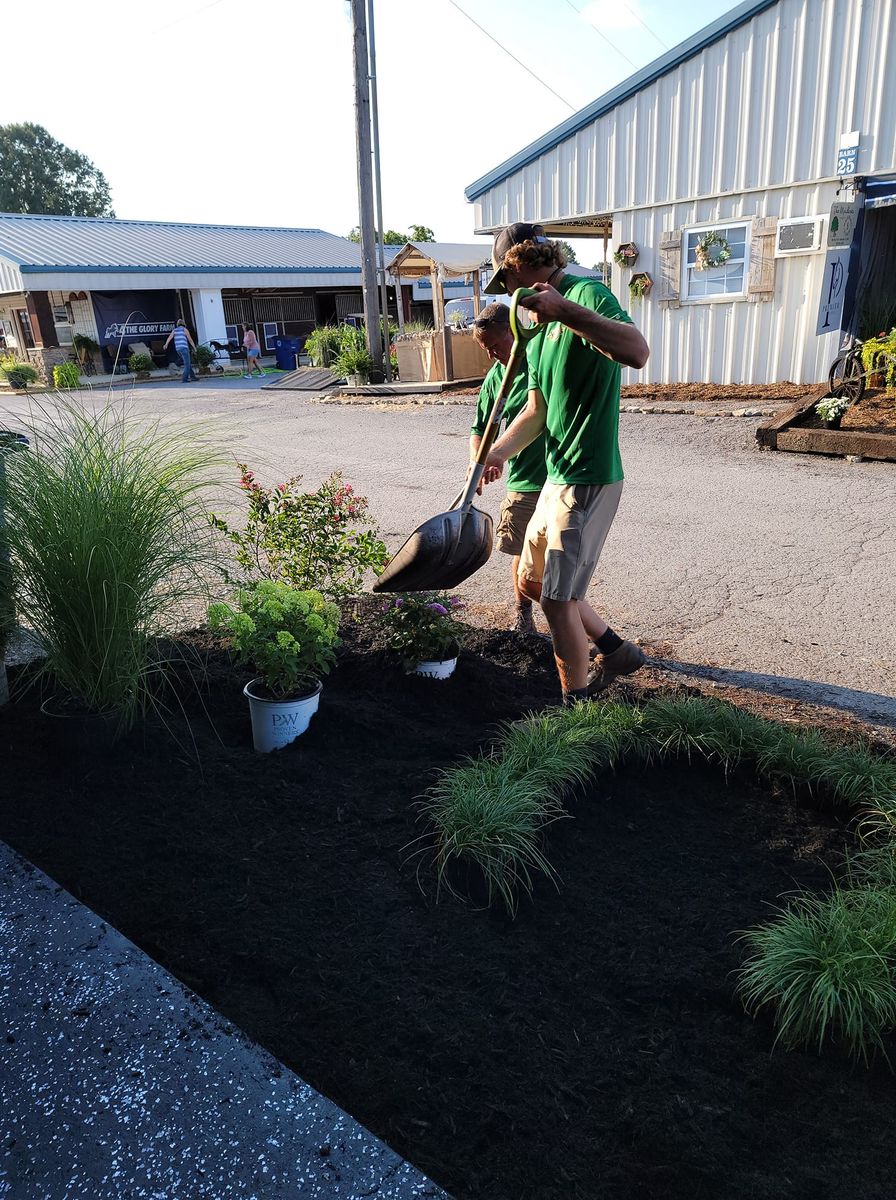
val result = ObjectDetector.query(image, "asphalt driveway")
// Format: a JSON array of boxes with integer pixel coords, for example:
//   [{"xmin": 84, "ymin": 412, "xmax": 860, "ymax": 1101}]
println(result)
[{"xmin": 3, "ymin": 378, "xmax": 894, "ymax": 721}]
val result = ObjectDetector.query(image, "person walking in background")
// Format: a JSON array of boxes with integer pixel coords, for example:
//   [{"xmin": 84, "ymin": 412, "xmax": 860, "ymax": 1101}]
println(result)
[
  {"xmin": 482, "ymin": 222, "xmax": 650, "ymax": 706},
  {"xmin": 163, "ymin": 318, "xmax": 198, "ymax": 383},
  {"xmin": 470, "ymin": 302, "xmax": 547, "ymax": 636},
  {"xmin": 242, "ymin": 325, "xmax": 264, "ymax": 378}
]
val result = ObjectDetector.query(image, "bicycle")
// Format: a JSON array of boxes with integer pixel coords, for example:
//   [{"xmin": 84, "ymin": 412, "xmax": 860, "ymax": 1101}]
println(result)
[
  {"xmin": 828, "ymin": 334, "xmax": 896, "ymax": 404},
  {"xmin": 828, "ymin": 337, "xmax": 866, "ymax": 404}
]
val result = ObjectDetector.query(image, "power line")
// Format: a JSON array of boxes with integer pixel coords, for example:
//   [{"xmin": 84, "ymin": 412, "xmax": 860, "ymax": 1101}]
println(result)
[
  {"xmin": 565, "ymin": 0, "xmax": 669, "ymax": 65},
  {"xmin": 561, "ymin": 0, "xmax": 640, "ymax": 68},
  {"xmin": 445, "ymin": 0, "xmax": 577, "ymax": 112}
]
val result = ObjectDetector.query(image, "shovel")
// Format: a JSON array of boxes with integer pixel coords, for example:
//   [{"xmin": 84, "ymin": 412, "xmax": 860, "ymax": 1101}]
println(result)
[{"xmin": 372, "ymin": 288, "xmax": 543, "ymax": 593}]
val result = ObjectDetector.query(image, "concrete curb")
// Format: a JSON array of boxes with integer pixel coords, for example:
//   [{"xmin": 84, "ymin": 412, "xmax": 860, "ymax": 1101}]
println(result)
[{"xmin": 0, "ymin": 843, "xmax": 448, "ymax": 1199}]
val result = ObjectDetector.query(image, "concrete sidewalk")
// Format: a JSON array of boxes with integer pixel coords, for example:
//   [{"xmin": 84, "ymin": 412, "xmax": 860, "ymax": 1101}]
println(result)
[{"xmin": 0, "ymin": 842, "xmax": 447, "ymax": 1199}]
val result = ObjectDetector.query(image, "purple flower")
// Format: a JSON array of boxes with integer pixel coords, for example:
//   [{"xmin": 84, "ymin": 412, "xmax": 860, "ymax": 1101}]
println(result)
[
  {"xmin": 426, "ymin": 602, "xmax": 448, "ymax": 616},
  {"xmin": 394, "ymin": 598, "xmax": 404, "ymax": 608}
]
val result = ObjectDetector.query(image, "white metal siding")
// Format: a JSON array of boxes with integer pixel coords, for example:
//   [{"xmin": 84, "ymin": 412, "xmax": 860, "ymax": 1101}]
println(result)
[
  {"xmin": 20, "ymin": 271, "xmax": 364, "ymax": 292},
  {"xmin": 0, "ymin": 257, "xmax": 23, "ymax": 295},
  {"xmin": 472, "ymin": 0, "xmax": 895, "ymax": 384},
  {"xmin": 475, "ymin": 0, "xmax": 895, "ymax": 226}
]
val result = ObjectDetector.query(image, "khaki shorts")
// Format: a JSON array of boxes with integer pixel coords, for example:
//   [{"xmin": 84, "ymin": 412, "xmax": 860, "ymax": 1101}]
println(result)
[
  {"xmin": 495, "ymin": 491, "xmax": 540, "ymax": 556},
  {"xmin": 519, "ymin": 480, "xmax": 623, "ymax": 602}
]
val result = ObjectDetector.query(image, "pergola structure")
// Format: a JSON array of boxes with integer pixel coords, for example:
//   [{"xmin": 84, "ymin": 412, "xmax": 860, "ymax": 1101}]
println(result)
[{"xmin": 387, "ymin": 241, "xmax": 491, "ymax": 381}]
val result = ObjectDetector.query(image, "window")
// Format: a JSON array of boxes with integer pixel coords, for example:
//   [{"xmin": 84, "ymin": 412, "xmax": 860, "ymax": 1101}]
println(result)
[
  {"xmin": 51, "ymin": 300, "xmax": 74, "ymax": 343},
  {"xmin": 262, "ymin": 321, "xmax": 279, "ymax": 350},
  {"xmin": 683, "ymin": 222, "xmax": 749, "ymax": 301},
  {"xmin": 15, "ymin": 309, "xmax": 34, "ymax": 350}
]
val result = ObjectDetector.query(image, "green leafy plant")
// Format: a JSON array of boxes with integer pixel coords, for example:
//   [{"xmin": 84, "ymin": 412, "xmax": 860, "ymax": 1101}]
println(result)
[
  {"xmin": 2, "ymin": 362, "xmax": 39, "ymax": 390},
  {"xmin": 72, "ymin": 332, "xmax": 99, "ymax": 359},
  {"xmin": 395, "ymin": 321, "xmax": 432, "ymax": 337},
  {"xmin": 194, "ymin": 344, "xmax": 216, "ymax": 370},
  {"xmin": 127, "ymin": 351, "xmax": 154, "ymax": 373},
  {"xmin": 628, "ymin": 272, "xmax": 653, "ymax": 303},
  {"xmin": 376, "ymin": 592, "xmax": 465, "ymax": 669},
  {"xmin": 0, "ymin": 399, "xmax": 224, "ymax": 723},
  {"xmin": 335, "ymin": 343, "xmax": 373, "ymax": 380},
  {"xmin": 738, "ymin": 887, "xmax": 896, "ymax": 1062},
  {"xmin": 860, "ymin": 328, "xmax": 896, "ymax": 391},
  {"xmin": 52, "ymin": 361, "xmax": 81, "ymax": 389},
  {"xmin": 209, "ymin": 466, "xmax": 388, "ymax": 601},
  {"xmin": 208, "ymin": 580, "xmax": 340, "ymax": 700},
  {"xmin": 305, "ymin": 325, "xmax": 344, "ymax": 369}
]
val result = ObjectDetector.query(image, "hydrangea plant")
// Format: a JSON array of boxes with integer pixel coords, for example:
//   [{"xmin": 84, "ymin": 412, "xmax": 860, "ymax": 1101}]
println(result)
[{"xmin": 209, "ymin": 580, "xmax": 340, "ymax": 700}]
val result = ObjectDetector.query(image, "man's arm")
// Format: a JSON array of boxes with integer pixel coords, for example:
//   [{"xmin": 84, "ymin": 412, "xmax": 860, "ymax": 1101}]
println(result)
[
  {"xmin": 484, "ymin": 388, "xmax": 547, "ymax": 479},
  {"xmin": 521, "ymin": 283, "xmax": 649, "ymax": 369}
]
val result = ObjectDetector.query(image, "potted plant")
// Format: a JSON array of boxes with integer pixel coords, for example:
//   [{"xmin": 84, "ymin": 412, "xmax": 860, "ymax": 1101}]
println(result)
[
  {"xmin": 336, "ymin": 344, "xmax": 374, "ymax": 387},
  {"xmin": 2, "ymin": 362, "xmax": 39, "ymax": 391},
  {"xmin": 628, "ymin": 272, "xmax": 653, "ymax": 304},
  {"xmin": 860, "ymin": 328, "xmax": 896, "ymax": 391},
  {"xmin": 127, "ymin": 351, "xmax": 154, "ymax": 379},
  {"xmin": 815, "ymin": 393, "xmax": 850, "ymax": 429},
  {"xmin": 194, "ymin": 344, "xmax": 217, "ymax": 375},
  {"xmin": 613, "ymin": 242, "xmax": 639, "ymax": 268},
  {"xmin": 72, "ymin": 333, "xmax": 100, "ymax": 371},
  {"xmin": 376, "ymin": 591, "xmax": 465, "ymax": 679},
  {"xmin": 209, "ymin": 579, "xmax": 341, "ymax": 752}
]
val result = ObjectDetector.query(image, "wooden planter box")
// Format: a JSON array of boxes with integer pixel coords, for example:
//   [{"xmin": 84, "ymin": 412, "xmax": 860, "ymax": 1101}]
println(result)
[{"xmin": 756, "ymin": 390, "xmax": 896, "ymax": 462}]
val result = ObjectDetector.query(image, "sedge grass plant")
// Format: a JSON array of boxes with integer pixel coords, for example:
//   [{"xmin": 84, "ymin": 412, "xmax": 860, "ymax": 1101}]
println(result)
[
  {"xmin": 0, "ymin": 398, "xmax": 224, "ymax": 725},
  {"xmin": 738, "ymin": 887, "xmax": 896, "ymax": 1061}
]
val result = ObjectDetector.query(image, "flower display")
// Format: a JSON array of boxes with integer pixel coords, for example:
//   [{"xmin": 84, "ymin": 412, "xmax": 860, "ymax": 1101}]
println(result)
[
  {"xmin": 376, "ymin": 592, "xmax": 465, "ymax": 671},
  {"xmin": 209, "ymin": 580, "xmax": 340, "ymax": 700}
]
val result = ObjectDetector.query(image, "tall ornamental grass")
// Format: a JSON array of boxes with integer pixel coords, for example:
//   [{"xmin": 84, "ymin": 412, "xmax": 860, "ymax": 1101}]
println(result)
[{"xmin": 0, "ymin": 399, "xmax": 224, "ymax": 724}]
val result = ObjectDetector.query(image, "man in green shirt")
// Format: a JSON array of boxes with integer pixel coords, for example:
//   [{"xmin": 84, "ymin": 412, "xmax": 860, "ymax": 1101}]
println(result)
[
  {"xmin": 469, "ymin": 302, "xmax": 547, "ymax": 635},
  {"xmin": 482, "ymin": 223, "xmax": 650, "ymax": 705}
]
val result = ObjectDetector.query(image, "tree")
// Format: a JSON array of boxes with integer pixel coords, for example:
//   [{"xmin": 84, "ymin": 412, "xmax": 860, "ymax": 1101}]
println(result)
[
  {"xmin": 0, "ymin": 124, "xmax": 114, "ymax": 217},
  {"xmin": 557, "ymin": 240, "xmax": 578, "ymax": 264},
  {"xmin": 347, "ymin": 222, "xmax": 436, "ymax": 245}
]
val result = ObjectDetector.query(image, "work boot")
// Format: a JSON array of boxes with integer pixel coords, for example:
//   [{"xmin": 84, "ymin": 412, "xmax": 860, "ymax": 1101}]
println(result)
[
  {"xmin": 513, "ymin": 604, "xmax": 537, "ymax": 635},
  {"xmin": 586, "ymin": 640, "xmax": 646, "ymax": 695}
]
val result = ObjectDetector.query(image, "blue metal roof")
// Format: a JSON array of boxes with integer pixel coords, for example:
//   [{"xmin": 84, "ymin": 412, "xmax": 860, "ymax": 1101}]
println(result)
[
  {"xmin": 0, "ymin": 213, "xmax": 370, "ymax": 273},
  {"xmin": 464, "ymin": 0, "xmax": 780, "ymax": 203}
]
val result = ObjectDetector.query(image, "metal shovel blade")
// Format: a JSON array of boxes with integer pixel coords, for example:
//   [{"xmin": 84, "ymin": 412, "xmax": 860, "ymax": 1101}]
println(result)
[{"xmin": 372, "ymin": 505, "xmax": 494, "ymax": 592}]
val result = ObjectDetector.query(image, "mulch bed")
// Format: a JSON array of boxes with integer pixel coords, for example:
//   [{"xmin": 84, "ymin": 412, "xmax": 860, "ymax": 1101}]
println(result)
[{"xmin": 2, "ymin": 608, "xmax": 894, "ymax": 1200}]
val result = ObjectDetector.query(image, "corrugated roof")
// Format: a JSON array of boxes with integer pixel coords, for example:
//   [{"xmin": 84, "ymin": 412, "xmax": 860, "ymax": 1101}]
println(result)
[
  {"xmin": 0, "ymin": 213, "xmax": 368, "ymax": 273},
  {"xmin": 464, "ymin": 0, "xmax": 779, "ymax": 202}
]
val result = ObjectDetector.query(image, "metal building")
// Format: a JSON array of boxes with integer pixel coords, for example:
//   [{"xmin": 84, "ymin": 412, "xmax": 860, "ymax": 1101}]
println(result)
[{"xmin": 465, "ymin": 0, "xmax": 896, "ymax": 385}]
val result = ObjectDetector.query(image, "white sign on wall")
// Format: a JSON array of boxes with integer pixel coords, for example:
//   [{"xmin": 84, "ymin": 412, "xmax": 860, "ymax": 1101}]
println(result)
[
  {"xmin": 815, "ymin": 248, "xmax": 851, "ymax": 336},
  {"xmin": 827, "ymin": 200, "xmax": 861, "ymax": 249},
  {"xmin": 836, "ymin": 130, "xmax": 860, "ymax": 176}
]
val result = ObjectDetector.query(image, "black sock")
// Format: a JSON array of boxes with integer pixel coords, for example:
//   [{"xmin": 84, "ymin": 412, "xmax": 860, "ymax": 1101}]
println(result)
[
  {"xmin": 562, "ymin": 687, "xmax": 588, "ymax": 707},
  {"xmin": 596, "ymin": 628, "xmax": 623, "ymax": 655},
  {"xmin": 516, "ymin": 599, "xmax": 532, "ymax": 611}
]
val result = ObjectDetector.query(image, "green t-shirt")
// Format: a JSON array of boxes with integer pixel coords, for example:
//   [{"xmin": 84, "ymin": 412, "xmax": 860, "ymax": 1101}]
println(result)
[
  {"xmin": 471, "ymin": 360, "xmax": 547, "ymax": 493},
  {"xmin": 526, "ymin": 274, "xmax": 632, "ymax": 486}
]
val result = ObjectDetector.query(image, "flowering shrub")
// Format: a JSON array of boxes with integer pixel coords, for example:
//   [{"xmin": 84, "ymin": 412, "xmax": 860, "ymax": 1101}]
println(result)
[
  {"xmin": 209, "ymin": 466, "xmax": 389, "ymax": 600},
  {"xmin": 377, "ymin": 592, "xmax": 465, "ymax": 669},
  {"xmin": 208, "ymin": 580, "xmax": 340, "ymax": 700},
  {"xmin": 815, "ymin": 394, "xmax": 850, "ymax": 423}
]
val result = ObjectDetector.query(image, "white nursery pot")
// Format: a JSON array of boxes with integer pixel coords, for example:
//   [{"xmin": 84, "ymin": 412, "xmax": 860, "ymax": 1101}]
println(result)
[
  {"xmin": 412, "ymin": 656, "xmax": 458, "ymax": 680},
  {"xmin": 243, "ymin": 678, "xmax": 322, "ymax": 752}
]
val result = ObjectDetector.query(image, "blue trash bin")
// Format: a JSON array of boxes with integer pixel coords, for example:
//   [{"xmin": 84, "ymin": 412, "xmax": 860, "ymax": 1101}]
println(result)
[{"xmin": 274, "ymin": 337, "xmax": 301, "ymax": 372}]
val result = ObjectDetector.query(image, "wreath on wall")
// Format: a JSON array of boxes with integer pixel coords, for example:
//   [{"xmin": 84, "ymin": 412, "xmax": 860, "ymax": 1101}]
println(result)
[{"xmin": 694, "ymin": 230, "xmax": 732, "ymax": 271}]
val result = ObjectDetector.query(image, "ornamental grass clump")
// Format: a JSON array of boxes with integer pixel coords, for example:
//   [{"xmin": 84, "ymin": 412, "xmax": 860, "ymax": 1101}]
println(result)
[
  {"xmin": 0, "ymin": 399, "xmax": 224, "ymax": 723},
  {"xmin": 208, "ymin": 580, "xmax": 340, "ymax": 700},
  {"xmin": 738, "ymin": 886, "xmax": 896, "ymax": 1062},
  {"xmin": 376, "ymin": 592, "xmax": 465, "ymax": 670},
  {"xmin": 209, "ymin": 466, "xmax": 388, "ymax": 601}
]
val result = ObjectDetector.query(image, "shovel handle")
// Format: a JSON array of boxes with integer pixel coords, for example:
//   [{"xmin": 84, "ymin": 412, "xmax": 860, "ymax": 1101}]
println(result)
[{"xmin": 454, "ymin": 288, "xmax": 543, "ymax": 512}]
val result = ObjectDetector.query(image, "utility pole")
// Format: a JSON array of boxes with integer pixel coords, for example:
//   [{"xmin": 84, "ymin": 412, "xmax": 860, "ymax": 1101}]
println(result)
[
  {"xmin": 350, "ymin": 0, "xmax": 383, "ymax": 377},
  {"xmin": 367, "ymin": 0, "xmax": 391, "ymax": 381}
]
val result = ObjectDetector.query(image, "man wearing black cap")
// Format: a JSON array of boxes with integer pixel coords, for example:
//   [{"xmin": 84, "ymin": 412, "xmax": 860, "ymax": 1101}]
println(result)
[{"xmin": 482, "ymin": 222, "xmax": 650, "ymax": 706}]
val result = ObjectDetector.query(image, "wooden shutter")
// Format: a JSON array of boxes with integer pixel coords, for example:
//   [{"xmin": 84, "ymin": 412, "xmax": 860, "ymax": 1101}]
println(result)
[
  {"xmin": 747, "ymin": 216, "xmax": 777, "ymax": 302},
  {"xmin": 657, "ymin": 229, "xmax": 682, "ymax": 309}
]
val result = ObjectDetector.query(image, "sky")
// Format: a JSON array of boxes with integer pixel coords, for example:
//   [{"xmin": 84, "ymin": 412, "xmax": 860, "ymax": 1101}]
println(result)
[{"xmin": 1, "ymin": 0, "xmax": 739, "ymax": 262}]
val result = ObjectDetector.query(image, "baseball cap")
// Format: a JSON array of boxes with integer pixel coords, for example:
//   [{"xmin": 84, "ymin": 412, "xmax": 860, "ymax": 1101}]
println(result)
[{"xmin": 484, "ymin": 222, "xmax": 548, "ymax": 294}]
